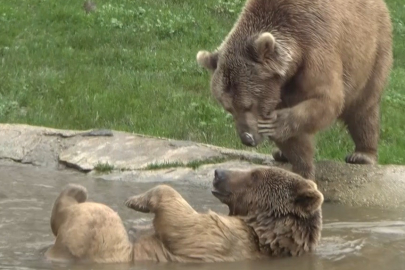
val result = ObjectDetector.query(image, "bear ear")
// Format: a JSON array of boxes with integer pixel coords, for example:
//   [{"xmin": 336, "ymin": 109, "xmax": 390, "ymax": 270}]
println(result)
[
  {"xmin": 196, "ymin": 50, "xmax": 219, "ymax": 72},
  {"xmin": 294, "ymin": 184, "xmax": 324, "ymax": 214},
  {"xmin": 254, "ymin": 32, "xmax": 276, "ymax": 61}
]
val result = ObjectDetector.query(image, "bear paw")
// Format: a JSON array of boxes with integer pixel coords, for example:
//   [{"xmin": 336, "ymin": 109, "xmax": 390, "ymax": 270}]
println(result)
[
  {"xmin": 345, "ymin": 152, "xmax": 376, "ymax": 165},
  {"xmin": 272, "ymin": 149, "xmax": 289, "ymax": 163},
  {"xmin": 125, "ymin": 194, "xmax": 151, "ymax": 213},
  {"xmin": 258, "ymin": 109, "xmax": 298, "ymax": 142}
]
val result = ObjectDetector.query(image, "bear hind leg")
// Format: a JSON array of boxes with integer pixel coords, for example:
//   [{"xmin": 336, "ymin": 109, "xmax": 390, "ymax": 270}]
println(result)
[
  {"xmin": 344, "ymin": 43, "xmax": 392, "ymax": 165},
  {"xmin": 344, "ymin": 105, "xmax": 380, "ymax": 165}
]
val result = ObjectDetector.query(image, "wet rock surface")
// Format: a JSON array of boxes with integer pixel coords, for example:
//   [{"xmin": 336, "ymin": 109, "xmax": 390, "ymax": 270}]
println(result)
[{"xmin": 1, "ymin": 123, "xmax": 405, "ymax": 209}]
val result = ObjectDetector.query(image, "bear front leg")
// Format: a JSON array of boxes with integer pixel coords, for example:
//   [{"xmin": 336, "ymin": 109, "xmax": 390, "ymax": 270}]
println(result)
[
  {"xmin": 274, "ymin": 134, "xmax": 316, "ymax": 180},
  {"xmin": 257, "ymin": 97, "xmax": 342, "ymax": 179},
  {"xmin": 259, "ymin": 61, "xmax": 344, "ymax": 179},
  {"xmin": 125, "ymin": 185, "xmax": 199, "ymax": 253}
]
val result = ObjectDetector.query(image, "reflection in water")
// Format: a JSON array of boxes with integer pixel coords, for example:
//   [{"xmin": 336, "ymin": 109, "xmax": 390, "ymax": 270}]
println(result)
[{"xmin": 0, "ymin": 163, "xmax": 405, "ymax": 270}]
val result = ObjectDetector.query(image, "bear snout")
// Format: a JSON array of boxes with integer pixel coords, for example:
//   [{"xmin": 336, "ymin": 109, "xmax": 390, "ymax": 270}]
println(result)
[
  {"xmin": 240, "ymin": 132, "xmax": 256, "ymax": 146},
  {"xmin": 212, "ymin": 169, "xmax": 231, "ymax": 198}
]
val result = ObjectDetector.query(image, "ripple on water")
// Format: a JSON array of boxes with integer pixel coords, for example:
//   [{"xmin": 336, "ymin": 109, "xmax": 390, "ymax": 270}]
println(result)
[
  {"xmin": 0, "ymin": 198, "xmax": 38, "ymax": 204},
  {"xmin": 316, "ymin": 219, "xmax": 405, "ymax": 265},
  {"xmin": 323, "ymin": 221, "xmax": 405, "ymax": 241},
  {"xmin": 316, "ymin": 236, "xmax": 365, "ymax": 261}
]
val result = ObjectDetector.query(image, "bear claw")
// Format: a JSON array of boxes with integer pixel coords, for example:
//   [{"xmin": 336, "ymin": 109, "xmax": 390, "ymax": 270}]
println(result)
[
  {"xmin": 125, "ymin": 195, "xmax": 150, "ymax": 213},
  {"xmin": 272, "ymin": 149, "xmax": 289, "ymax": 163},
  {"xmin": 345, "ymin": 152, "xmax": 376, "ymax": 165}
]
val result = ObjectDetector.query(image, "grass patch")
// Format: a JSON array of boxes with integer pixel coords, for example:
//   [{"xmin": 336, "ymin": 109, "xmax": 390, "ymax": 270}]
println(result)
[
  {"xmin": 145, "ymin": 157, "xmax": 230, "ymax": 171},
  {"xmin": 145, "ymin": 161, "xmax": 184, "ymax": 171},
  {"xmin": 1, "ymin": 0, "xmax": 404, "ymax": 165},
  {"xmin": 144, "ymin": 155, "xmax": 270, "ymax": 171},
  {"xmin": 94, "ymin": 162, "xmax": 115, "ymax": 173}
]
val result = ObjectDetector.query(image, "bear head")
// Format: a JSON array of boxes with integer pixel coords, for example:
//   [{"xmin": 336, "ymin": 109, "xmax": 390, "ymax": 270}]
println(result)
[
  {"xmin": 211, "ymin": 166, "xmax": 323, "ymax": 256},
  {"xmin": 197, "ymin": 32, "xmax": 294, "ymax": 147}
]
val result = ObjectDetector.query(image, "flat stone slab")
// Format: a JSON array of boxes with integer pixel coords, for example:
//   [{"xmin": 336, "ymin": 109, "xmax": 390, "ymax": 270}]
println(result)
[
  {"xmin": 0, "ymin": 124, "xmax": 237, "ymax": 171},
  {"xmin": 1, "ymin": 123, "xmax": 405, "ymax": 210},
  {"xmin": 58, "ymin": 131, "xmax": 226, "ymax": 171}
]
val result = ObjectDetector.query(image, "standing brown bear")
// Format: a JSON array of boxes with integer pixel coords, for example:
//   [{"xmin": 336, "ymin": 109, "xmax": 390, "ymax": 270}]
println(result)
[{"xmin": 196, "ymin": 0, "xmax": 393, "ymax": 180}]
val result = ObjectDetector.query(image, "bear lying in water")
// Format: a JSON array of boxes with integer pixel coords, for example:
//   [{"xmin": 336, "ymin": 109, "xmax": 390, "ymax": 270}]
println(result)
[{"xmin": 45, "ymin": 167, "xmax": 323, "ymax": 263}]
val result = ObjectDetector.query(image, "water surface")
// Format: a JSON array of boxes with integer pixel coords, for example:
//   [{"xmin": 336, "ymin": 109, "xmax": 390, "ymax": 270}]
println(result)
[{"xmin": 1, "ymin": 163, "xmax": 404, "ymax": 270}]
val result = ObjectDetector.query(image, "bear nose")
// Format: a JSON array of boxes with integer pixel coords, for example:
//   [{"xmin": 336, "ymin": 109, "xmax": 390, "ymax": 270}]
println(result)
[
  {"xmin": 240, "ymin": 132, "xmax": 256, "ymax": 147},
  {"xmin": 214, "ymin": 169, "xmax": 226, "ymax": 187}
]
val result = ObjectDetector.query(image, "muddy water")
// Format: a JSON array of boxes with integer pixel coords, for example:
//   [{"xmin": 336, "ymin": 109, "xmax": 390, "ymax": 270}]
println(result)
[{"xmin": 1, "ymin": 163, "xmax": 405, "ymax": 270}]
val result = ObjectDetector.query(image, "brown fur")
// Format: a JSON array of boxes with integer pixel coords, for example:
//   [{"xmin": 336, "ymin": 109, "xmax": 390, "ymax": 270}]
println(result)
[
  {"xmin": 45, "ymin": 184, "xmax": 133, "ymax": 263},
  {"xmin": 45, "ymin": 167, "xmax": 323, "ymax": 263},
  {"xmin": 196, "ymin": 0, "xmax": 393, "ymax": 180}
]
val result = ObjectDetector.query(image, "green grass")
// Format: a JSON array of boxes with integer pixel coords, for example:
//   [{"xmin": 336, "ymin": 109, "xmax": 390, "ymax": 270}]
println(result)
[
  {"xmin": 143, "ymin": 158, "xmax": 229, "ymax": 171},
  {"xmin": 94, "ymin": 162, "xmax": 115, "ymax": 173},
  {"xmin": 144, "ymin": 156, "xmax": 267, "ymax": 171},
  {"xmin": 1, "ymin": 0, "xmax": 404, "ymax": 164}
]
